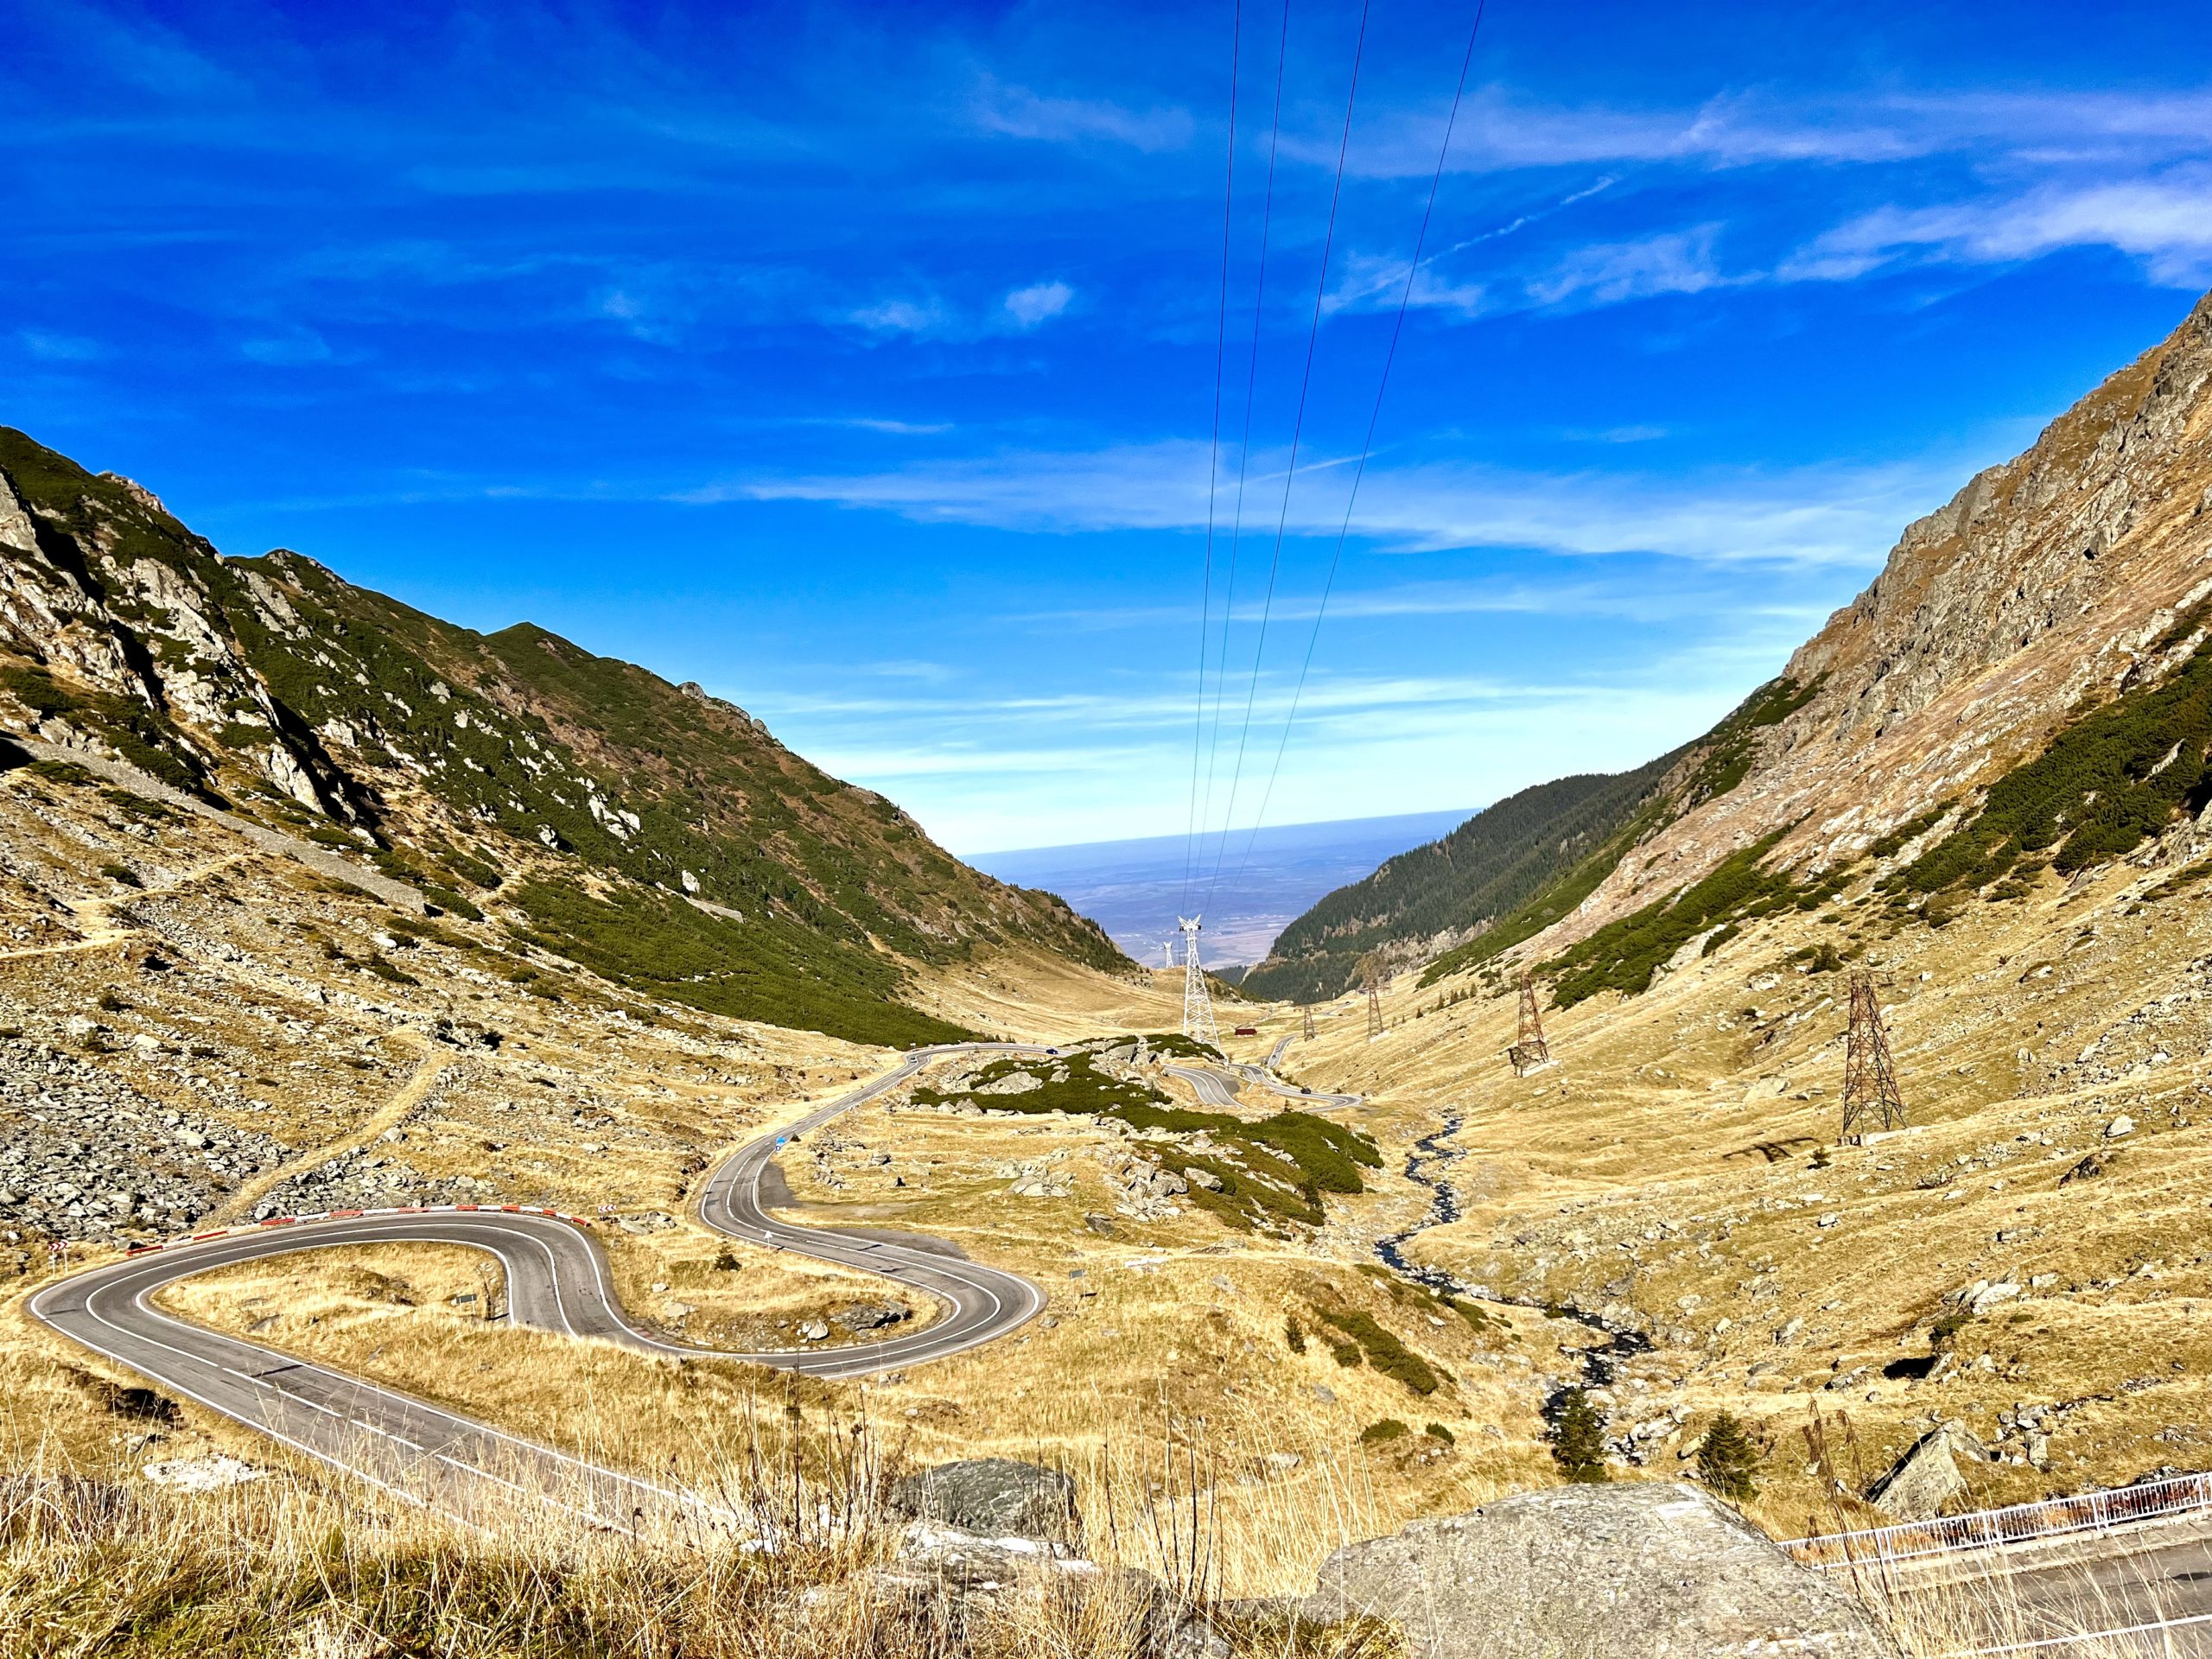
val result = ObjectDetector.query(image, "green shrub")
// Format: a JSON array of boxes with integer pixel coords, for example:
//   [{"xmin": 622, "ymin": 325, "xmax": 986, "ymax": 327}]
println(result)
[
  {"xmin": 99, "ymin": 861, "xmax": 142, "ymax": 887},
  {"xmin": 1548, "ymin": 1388, "xmax": 1609, "ymax": 1482},
  {"xmin": 1896, "ymin": 626, "xmax": 2212, "ymax": 894},
  {"xmin": 0, "ymin": 665, "xmax": 207, "ymax": 796},
  {"xmin": 1284, "ymin": 1317, "xmax": 1307, "ymax": 1355},
  {"xmin": 508, "ymin": 878, "xmax": 973, "ymax": 1049},
  {"xmin": 422, "ymin": 885, "xmax": 484, "ymax": 921},
  {"xmin": 1696, "ymin": 1411, "xmax": 1762, "ymax": 1502},
  {"xmin": 0, "ymin": 664, "xmax": 79, "ymax": 719},
  {"xmin": 1358, "ymin": 1419, "xmax": 1410, "ymax": 1446},
  {"xmin": 1315, "ymin": 1309, "xmax": 1440, "ymax": 1395},
  {"xmin": 1545, "ymin": 834, "xmax": 1796, "ymax": 1009},
  {"xmin": 916, "ymin": 1053, "xmax": 1382, "ymax": 1233},
  {"xmin": 1424, "ymin": 1422, "xmax": 1455, "ymax": 1445},
  {"xmin": 1868, "ymin": 807, "xmax": 1947, "ymax": 861}
]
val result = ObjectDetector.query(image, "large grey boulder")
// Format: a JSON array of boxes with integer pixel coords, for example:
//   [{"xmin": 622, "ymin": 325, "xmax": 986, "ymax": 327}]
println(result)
[
  {"xmin": 1301, "ymin": 1480, "xmax": 1898, "ymax": 1658},
  {"xmin": 1866, "ymin": 1422, "xmax": 1985, "ymax": 1521},
  {"xmin": 887, "ymin": 1458, "xmax": 1079, "ymax": 1545}
]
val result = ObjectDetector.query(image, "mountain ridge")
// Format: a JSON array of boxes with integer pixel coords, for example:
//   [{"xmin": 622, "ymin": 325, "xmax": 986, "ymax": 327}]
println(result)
[
  {"xmin": 0, "ymin": 425, "xmax": 1133, "ymax": 1045},
  {"xmin": 1247, "ymin": 289, "xmax": 2212, "ymax": 1002}
]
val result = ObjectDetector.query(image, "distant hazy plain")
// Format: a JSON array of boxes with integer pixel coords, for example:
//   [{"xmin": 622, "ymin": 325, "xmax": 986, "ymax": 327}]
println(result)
[{"xmin": 969, "ymin": 809, "xmax": 1471, "ymax": 969}]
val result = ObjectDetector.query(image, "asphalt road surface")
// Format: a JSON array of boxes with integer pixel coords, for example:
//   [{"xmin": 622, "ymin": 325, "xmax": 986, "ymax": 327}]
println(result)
[
  {"xmin": 30, "ymin": 1042, "xmax": 1047, "ymax": 1527},
  {"xmin": 1163, "ymin": 1062, "xmax": 1243, "ymax": 1107},
  {"xmin": 1164, "ymin": 1058, "xmax": 1361, "ymax": 1112},
  {"xmin": 1885, "ymin": 1516, "xmax": 2212, "ymax": 1655},
  {"xmin": 30, "ymin": 1032, "xmax": 2212, "ymax": 1632}
]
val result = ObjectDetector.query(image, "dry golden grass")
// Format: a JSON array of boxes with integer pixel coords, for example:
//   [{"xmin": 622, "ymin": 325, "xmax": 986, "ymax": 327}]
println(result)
[
  {"xmin": 1256, "ymin": 848, "xmax": 2212, "ymax": 1535},
  {"xmin": 904, "ymin": 950, "xmax": 1182, "ymax": 1043},
  {"xmin": 106, "ymin": 1224, "xmax": 1561, "ymax": 1599}
]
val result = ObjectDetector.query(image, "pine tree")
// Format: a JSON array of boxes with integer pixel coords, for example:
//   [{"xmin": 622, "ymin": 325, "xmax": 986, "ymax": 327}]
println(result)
[
  {"xmin": 1548, "ymin": 1388, "xmax": 1609, "ymax": 1483},
  {"xmin": 1697, "ymin": 1410, "xmax": 1762, "ymax": 1503}
]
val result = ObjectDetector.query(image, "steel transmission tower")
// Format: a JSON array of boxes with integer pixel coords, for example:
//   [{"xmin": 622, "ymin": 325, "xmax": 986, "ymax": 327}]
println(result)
[
  {"xmin": 1840, "ymin": 970, "xmax": 1907, "ymax": 1143},
  {"xmin": 1508, "ymin": 972, "xmax": 1553, "ymax": 1077},
  {"xmin": 1358, "ymin": 955, "xmax": 1384, "ymax": 1040},
  {"xmin": 1302, "ymin": 1007, "xmax": 1316, "ymax": 1041},
  {"xmin": 1179, "ymin": 917, "xmax": 1221, "ymax": 1049}
]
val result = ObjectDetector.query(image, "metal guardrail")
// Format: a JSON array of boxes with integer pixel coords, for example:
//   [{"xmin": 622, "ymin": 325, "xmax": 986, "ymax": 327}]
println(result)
[{"xmin": 1784, "ymin": 1471, "xmax": 2212, "ymax": 1568}]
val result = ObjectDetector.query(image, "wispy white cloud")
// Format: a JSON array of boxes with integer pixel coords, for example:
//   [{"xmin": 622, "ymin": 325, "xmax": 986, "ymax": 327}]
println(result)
[
  {"xmin": 972, "ymin": 77, "xmax": 1192, "ymax": 152},
  {"xmin": 862, "ymin": 658, "xmax": 959, "ymax": 683},
  {"xmin": 1525, "ymin": 226, "xmax": 1732, "ymax": 308},
  {"xmin": 16, "ymin": 328, "xmax": 110, "ymax": 361},
  {"xmin": 715, "ymin": 440, "xmax": 1963, "ymax": 569},
  {"xmin": 1008, "ymin": 575, "xmax": 1827, "ymax": 634},
  {"xmin": 1002, "ymin": 279, "xmax": 1073, "ymax": 327},
  {"xmin": 761, "ymin": 642, "xmax": 1796, "ymax": 851},
  {"xmin": 1557, "ymin": 424, "xmax": 1670, "ymax": 444},
  {"xmin": 838, "ymin": 416, "xmax": 953, "ymax": 435},
  {"xmin": 1781, "ymin": 165, "xmax": 2212, "ymax": 287},
  {"xmin": 1335, "ymin": 85, "xmax": 2212, "ymax": 178},
  {"xmin": 848, "ymin": 295, "xmax": 956, "ymax": 335},
  {"xmin": 240, "ymin": 327, "xmax": 338, "ymax": 365},
  {"xmin": 844, "ymin": 281, "xmax": 1073, "ymax": 340}
]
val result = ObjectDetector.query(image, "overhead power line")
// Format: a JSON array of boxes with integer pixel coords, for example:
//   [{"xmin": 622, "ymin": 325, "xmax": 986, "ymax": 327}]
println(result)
[
  {"xmin": 1191, "ymin": 0, "xmax": 1291, "ymax": 913},
  {"xmin": 1222, "ymin": 0, "xmax": 1490, "ymax": 907},
  {"xmin": 1205, "ymin": 0, "xmax": 1372, "ymax": 912},
  {"xmin": 1180, "ymin": 0, "xmax": 1247, "ymax": 912}
]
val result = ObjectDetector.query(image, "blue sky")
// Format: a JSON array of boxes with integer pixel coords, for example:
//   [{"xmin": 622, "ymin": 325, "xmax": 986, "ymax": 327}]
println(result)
[{"xmin": 7, "ymin": 2, "xmax": 2210, "ymax": 854}]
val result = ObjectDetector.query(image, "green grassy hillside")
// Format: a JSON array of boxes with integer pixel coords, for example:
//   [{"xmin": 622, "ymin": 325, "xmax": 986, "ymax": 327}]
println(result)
[{"xmin": 0, "ymin": 426, "xmax": 1129, "ymax": 1045}]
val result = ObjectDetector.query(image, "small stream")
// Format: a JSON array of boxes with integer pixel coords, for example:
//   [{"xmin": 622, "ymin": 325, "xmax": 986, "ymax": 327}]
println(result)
[{"xmin": 1373, "ymin": 1112, "xmax": 1650, "ymax": 1404}]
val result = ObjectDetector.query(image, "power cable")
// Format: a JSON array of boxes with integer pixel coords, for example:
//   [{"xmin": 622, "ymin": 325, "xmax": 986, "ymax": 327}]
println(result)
[
  {"xmin": 1205, "ymin": 0, "xmax": 1371, "ymax": 912},
  {"xmin": 1224, "ymin": 0, "xmax": 1490, "ymax": 908},
  {"xmin": 1193, "ymin": 0, "xmax": 1291, "ymax": 912},
  {"xmin": 1179, "ymin": 0, "xmax": 1248, "ymax": 913}
]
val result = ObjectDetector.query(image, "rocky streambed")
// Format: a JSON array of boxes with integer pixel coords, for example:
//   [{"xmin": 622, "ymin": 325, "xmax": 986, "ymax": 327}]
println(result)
[{"xmin": 1374, "ymin": 1110, "xmax": 1653, "ymax": 1430}]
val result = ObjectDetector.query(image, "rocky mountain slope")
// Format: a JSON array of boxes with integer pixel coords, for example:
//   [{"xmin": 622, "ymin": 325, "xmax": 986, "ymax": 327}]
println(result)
[
  {"xmin": 1229, "ymin": 290, "xmax": 2212, "ymax": 1540},
  {"xmin": 1240, "ymin": 756, "xmax": 1681, "ymax": 1002},
  {"xmin": 1548, "ymin": 288, "xmax": 2212, "ymax": 956},
  {"xmin": 0, "ymin": 426, "xmax": 1129, "ymax": 1045},
  {"xmin": 1252, "ymin": 289, "xmax": 2212, "ymax": 1000}
]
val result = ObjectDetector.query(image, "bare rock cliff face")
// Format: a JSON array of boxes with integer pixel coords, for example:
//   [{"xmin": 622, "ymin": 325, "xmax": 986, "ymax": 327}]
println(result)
[{"xmin": 1547, "ymin": 290, "xmax": 2212, "ymax": 944}]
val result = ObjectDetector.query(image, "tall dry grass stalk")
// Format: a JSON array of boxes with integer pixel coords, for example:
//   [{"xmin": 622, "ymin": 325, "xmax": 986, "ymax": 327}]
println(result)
[
  {"xmin": 0, "ymin": 1384, "xmax": 1416, "ymax": 1659},
  {"xmin": 1837, "ymin": 1536, "xmax": 2201, "ymax": 1658}
]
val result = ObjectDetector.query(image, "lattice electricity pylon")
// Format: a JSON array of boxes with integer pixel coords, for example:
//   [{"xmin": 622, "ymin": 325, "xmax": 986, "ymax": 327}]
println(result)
[
  {"xmin": 1351, "ymin": 953, "xmax": 1382, "ymax": 1040},
  {"xmin": 1302, "ymin": 1007, "xmax": 1316, "ymax": 1041},
  {"xmin": 1840, "ymin": 969, "xmax": 1907, "ymax": 1144},
  {"xmin": 1179, "ymin": 916, "xmax": 1220, "ymax": 1050},
  {"xmin": 1506, "ymin": 971, "xmax": 1554, "ymax": 1077}
]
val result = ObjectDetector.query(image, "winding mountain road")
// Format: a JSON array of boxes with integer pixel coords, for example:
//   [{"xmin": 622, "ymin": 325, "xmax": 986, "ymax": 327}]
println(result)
[
  {"xmin": 29, "ymin": 1044, "xmax": 1048, "ymax": 1526},
  {"xmin": 1164, "ymin": 1056, "xmax": 1362, "ymax": 1111}
]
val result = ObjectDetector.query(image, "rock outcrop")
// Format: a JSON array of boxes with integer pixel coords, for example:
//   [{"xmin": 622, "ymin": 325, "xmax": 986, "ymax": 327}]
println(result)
[
  {"xmin": 887, "ymin": 1458, "xmax": 1079, "ymax": 1546},
  {"xmin": 1866, "ymin": 1422, "xmax": 1987, "ymax": 1522},
  {"xmin": 1250, "ymin": 289, "xmax": 2212, "ymax": 986},
  {"xmin": 1301, "ymin": 1479, "xmax": 1900, "ymax": 1658},
  {"xmin": 1555, "ymin": 290, "xmax": 2212, "ymax": 943}
]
